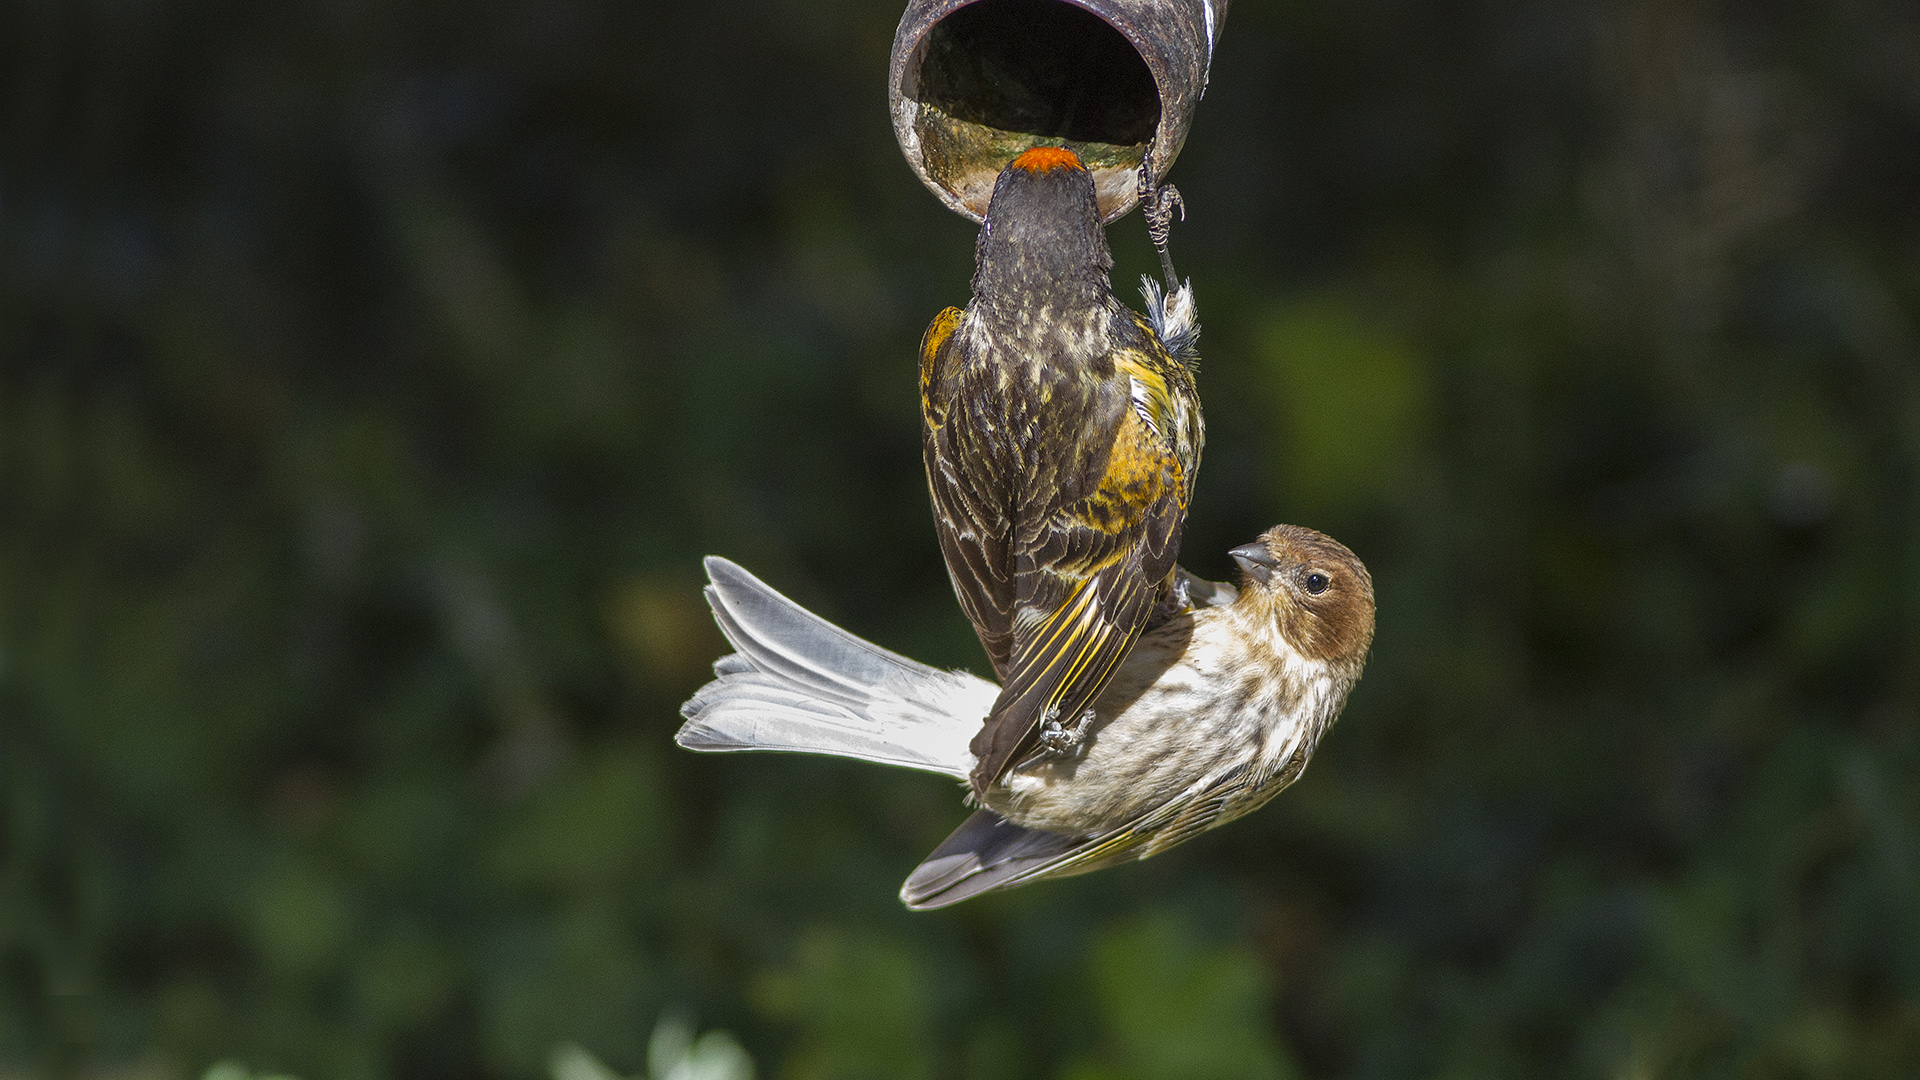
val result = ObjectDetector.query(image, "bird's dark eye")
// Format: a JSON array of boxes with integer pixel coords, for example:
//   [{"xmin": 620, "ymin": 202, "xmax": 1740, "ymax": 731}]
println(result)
[{"xmin": 1303, "ymin": 571, "xmax": 1330, "ymax": 595}]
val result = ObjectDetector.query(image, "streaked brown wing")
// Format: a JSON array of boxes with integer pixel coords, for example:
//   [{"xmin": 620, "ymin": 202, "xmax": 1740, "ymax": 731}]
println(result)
[
  {"xmin": 905, "ymin": 760, "xmax": 1278, "ymax": 907},
  {"xmin": 965, "ymin": 397, "xmax": 1190, "ymax": 788},
  {"xmin": 922, "ymin": 301, "xmax": 1200, "ymax": 793},
  {"xmin": 920, "ymin": 306, "xmax": 1019, "ymax": 676},
  {"xmin": 928, "ymin": 441, "xmax": 1021, "ymax": 673},
  {"xmin": 1020, "ymin": 736, "xmax": 1322, "ymax": 891},
  {"xmin": 999, "ymin": 762, "xmax": 1264, "ymax": 888}
]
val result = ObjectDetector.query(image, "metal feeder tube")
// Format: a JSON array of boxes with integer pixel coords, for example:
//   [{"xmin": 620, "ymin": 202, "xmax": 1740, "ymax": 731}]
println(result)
[{"xmin": 890, "ymin": 0, "xmax": 1230, "ymax": 223}]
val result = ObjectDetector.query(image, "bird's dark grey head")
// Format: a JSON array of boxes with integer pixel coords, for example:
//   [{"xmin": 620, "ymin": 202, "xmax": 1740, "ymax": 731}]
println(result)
[{"xmin": 971, "ymin": 146, "xmax": 1113, "ymax": 309}]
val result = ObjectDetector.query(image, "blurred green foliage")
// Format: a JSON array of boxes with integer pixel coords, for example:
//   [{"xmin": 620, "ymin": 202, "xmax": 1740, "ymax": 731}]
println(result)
[{"xmin": 4, "ymin": 0, "xmax": 1920, "ymax": 1077}]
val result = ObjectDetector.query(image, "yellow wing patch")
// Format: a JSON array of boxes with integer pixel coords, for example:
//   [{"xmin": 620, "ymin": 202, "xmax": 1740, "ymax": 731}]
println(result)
[
  {"xmin": 1094, "ymin": 414, "xmax": 1173, "ymax": 514},
  {"xmin": 919, "ymin": 306, "xmax": 965, "ymax": 420}
]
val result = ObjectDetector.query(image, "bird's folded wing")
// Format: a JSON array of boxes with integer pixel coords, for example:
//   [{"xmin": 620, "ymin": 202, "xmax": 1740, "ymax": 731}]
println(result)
[
  {"xmin": 965, "ymin": 555, "xmax": 1157, "ymax": 786},
  {"xmin": 965, "ymin": 402, "xmax": 1189, "ymax": 788},
  {"xmin": 902, "ymin": 761, "xmax": 1269, "ymax": 908}
]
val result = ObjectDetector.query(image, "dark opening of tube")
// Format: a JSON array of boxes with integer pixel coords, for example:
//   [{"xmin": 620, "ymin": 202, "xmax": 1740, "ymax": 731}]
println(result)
[
  {"xmin": 918, "ymin": 0, "xmax": 1159, "ymax": 146},
  {"xmin": 902, "ymin": 0, "xmax": 1163, "ymax": 220}
]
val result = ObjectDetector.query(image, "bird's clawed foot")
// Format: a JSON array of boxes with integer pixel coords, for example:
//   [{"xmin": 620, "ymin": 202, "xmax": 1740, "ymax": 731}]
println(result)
[
  {"xmin": 1137, "ymin": 159, "xmax": 1186, "ymax": 292},
  {"xmin": 1036, "ymin": 706, "xmax": 1097, "ymax": 756}
]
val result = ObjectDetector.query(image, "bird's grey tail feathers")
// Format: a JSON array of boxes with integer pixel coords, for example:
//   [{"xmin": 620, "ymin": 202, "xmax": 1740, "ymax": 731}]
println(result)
[
  {"xmin": 677, "ymin": 558, "xmax": 994, "ymax": 779},
  {"xmin": 900, "ymin": 810, "xmax": 1089, "ymax": 909}
]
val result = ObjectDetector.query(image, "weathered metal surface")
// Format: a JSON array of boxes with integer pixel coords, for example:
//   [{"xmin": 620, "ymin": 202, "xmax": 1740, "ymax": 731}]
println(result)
[{"xmin": 890, "ymin": 0, "xmax": 1230, "ymax": 223}]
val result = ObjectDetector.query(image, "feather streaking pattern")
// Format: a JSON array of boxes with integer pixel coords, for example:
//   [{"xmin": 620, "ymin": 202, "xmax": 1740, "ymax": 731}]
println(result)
[
  {"xmin": 676, "ymin": 524, "xmax": 1376, "ymax": 908},
  {"xmin": 920, "ymin": 148, "xmax": 1207, "ymax": 796}
]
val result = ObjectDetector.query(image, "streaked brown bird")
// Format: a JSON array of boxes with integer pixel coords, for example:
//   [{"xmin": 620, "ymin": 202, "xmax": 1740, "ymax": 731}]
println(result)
[
  {"xmin": 920, "ymin": 145, "xmax": 1204, "ymax": 799},
  {"xmin": 676, "ymin": 525, "xmax": 1376, "ymax": 908}
]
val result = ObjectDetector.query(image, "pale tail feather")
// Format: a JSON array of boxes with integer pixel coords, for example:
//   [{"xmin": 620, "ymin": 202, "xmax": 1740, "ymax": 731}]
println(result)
[
  {"xmin": 1140, "ymin": 275, "xmax": 1199, "ymax": 364},
  {"xmin": 677, "ymin": 557, "xmax": 994, "ymax": 779}
]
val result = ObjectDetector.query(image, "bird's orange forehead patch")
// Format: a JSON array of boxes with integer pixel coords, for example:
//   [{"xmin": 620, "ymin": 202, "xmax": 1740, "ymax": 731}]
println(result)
[{"xmin": 1010, "ymin": 146, "xmax": 1084, "ymax": 173}]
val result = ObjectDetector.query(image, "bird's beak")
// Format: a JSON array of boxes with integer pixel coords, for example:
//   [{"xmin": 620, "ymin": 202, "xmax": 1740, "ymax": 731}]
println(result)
[{"xmin": 1230, "ymin": 543, "xmax": 1278, "ymax": 585}]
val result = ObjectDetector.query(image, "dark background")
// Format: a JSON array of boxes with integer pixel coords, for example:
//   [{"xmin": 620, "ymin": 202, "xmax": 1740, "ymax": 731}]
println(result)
[{"xmin": 5, "ymin": 0, "xmax": 1920, "ymax": 1077}]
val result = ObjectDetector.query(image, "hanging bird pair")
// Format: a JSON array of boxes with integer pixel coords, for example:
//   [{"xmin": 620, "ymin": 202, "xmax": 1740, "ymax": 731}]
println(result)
[{"xmin": 676, "ymin": 146, "xmax": 1374, "ymax": 908}]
